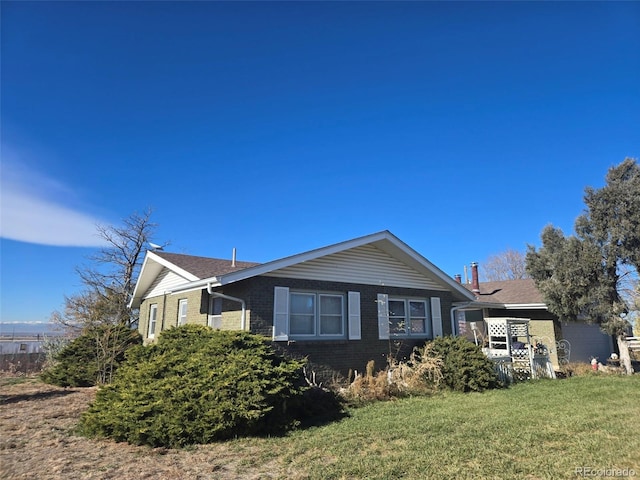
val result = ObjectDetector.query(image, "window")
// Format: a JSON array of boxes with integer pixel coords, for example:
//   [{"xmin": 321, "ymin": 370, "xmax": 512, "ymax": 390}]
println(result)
[
  {"xmin": 289, "ymin": 292, "xmax": 344, "ymax": 338},
  {"xmin": 148, "ymin": 304, "xmax": 158, "ymax": 338},
  {"xmin": 208, "ymin": 296, "xmax": 223, "ymax": 328},
  {"xmin": 178, "ymin": 299, "xmax": 188, "ymax": 326},
  {"xmin": 388, "ymin": 298, "xmax": 431, "ymax": 338},
  {"xmin": 273, "ymin": 287, "xmax": 360, "ymax": 341}
]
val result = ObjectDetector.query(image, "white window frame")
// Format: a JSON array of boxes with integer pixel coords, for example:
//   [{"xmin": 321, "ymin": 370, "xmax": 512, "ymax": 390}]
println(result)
[
  {"xmin": 148, "ymin": 304, "xmax": 158, "ymax": 338},
  {"xmin": 208, "ymin": 296, "xmax": 223, "ymax": 329},
  {"xmin": 178, "ymin": 299, "xmax": 188, "ymax": 326},
  {"xmin": 388, "ymin": 298, "xmax": 432, "ymax": 338},
  {"xmin": 289, "ymin": 291, "xmax": 346, "ymax": 340}
]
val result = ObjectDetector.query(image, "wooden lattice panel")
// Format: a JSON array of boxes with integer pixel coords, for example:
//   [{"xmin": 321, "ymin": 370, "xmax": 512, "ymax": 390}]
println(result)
[
  {"xmin": 510, "ymin": 324, "xmax": 528, "ymax": 336},
  {"xmin": 488, "ymin": 322, "xmax": 507, "ymax": 337}
]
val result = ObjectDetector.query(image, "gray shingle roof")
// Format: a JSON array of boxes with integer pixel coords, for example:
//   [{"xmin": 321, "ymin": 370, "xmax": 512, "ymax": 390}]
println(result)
[
  {"xmin": 466, "ymin": 278, "xmax": 544, "ymax": 304},
  {"xmin": 154, "ymin": 251, "xmax": 260, "ymax": 279}
]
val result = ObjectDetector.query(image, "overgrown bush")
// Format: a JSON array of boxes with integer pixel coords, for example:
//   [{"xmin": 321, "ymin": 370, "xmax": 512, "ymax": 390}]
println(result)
[
  {"xmin": 341, "ymin": 348, "xmax": 444, "ymax": 405},
  {"xmin": 79, "ymin": 325, "xmax": 318, "ymax": 447},
  {"xmin": 40, "ymin": 324, "xmax": 141, "ymax": 387},
  {"xmin": 426, "ymin": 336, "xmax": 500, "ymax": 392},
  {"xmin": 342, "ymin": 360, "xmax": 393, "ymax": 404}
]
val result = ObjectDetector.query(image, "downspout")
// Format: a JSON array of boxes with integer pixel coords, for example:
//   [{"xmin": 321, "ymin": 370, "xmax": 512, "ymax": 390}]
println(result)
[
  {"xmin": 450, "ymin": 305, "xmax": 468, "ymax": 336},
  {"xmin": 206, "ymin": 283, "xmax": 247, "ymax": 331},
  {"xmin": 161, "ymin": 292, "xmax": 167, "ymax": 333}
]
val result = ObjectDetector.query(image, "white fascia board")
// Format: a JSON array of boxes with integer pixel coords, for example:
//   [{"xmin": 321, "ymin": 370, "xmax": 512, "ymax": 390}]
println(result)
[
  {"xmin": 462, "ymin": 302, "xmax": 548, "ymax": 310},
  {"xmin": 452, "ymin": 301, "xmax": 505, "ymax": 310},
  {"xmin": 130, "ymin": 254, "xmax": 152, "ymax": 304},
  {"xmin": 503, "ymin": 303, "xmax": 548, "ymax": 310},
  {"xmin": 216, "ymin": 231, "xmax": 396, "ymax": 286},
  {"xmin": 163, "ymin": 230, "xmax": 477, "ymax": 301},
  {"xmin": 129, "ymin": 251, "xmax": 200, "ymax": 308},
  {"xmin": 164, "ymin": 233, "xmax": 392, "ymax": 293},
  {"xmin": 146, "ymin": 251, "xmax": 200, "ymax": 282},
  {"xmin": 373, "ymin": 234, "xmax": 477, "ymax": 301}
]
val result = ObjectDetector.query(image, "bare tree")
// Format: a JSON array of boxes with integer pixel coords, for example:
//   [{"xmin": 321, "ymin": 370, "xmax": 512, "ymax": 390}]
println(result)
[
  {"xmin": 52, "ymin": 208, "xmax": 157, "ymax": 330},
  {"xmin": 481, "ymin": 248, "xmax": 530, "ymax": 282}
]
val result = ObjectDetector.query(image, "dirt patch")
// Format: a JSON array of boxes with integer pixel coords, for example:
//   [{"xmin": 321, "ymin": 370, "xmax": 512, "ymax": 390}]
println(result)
[{"xmin": 0, "ymin": 375, "xmax": 286, "ymax": 479}]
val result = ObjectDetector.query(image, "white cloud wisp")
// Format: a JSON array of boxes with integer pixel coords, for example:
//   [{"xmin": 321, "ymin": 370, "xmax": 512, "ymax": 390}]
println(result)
[{"xmin": 1, "ymin": 158, "xmax": 110, "ymax": 247}]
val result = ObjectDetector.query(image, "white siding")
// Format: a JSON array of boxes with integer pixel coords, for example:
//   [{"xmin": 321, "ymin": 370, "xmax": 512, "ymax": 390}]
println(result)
[
  {"xmin": 265, "ymin": 244, "xmax": 446, "ymax": 290},
  {"xmin": 144, "ymin": 268, "xmax": 192, "ymax": 299}
]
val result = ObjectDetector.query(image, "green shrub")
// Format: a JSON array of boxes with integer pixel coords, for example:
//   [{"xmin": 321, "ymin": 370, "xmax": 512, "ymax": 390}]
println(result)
[
  {"xmin": 425, "ymin": 336, "xmax": 500, "ymax": 392},
  {"xmin": 40, "ymin": 324, "xmax": 141, "ymax": 387},
  {"xmin": 79, "ymin": 325, "xmax": 312, "ymax": 447}
]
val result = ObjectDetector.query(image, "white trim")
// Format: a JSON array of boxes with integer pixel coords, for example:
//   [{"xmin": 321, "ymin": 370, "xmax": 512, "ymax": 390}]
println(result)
[
  {"xmin": 130, "ymin": 251, "xmax": 200, "ymax": 308},
  {"xmin": 503, "ymin": 303, "xmax": 548, "ymax": 310},
  {"xmin": 148, "ymin": 304, "xmax": 158, "ymax": 339},
  {"xmin": 287, "ymin": 291, "xmax": 347, "ymax": 339},
  {"xmin": 147, "ymin": 251, "xmax": 200, "ymax": 281},
  {"xmin": 178, "ymin": 299, "xmax": 188, "ymax": 326},
  {"xmin": 386, "ymin": 297, "xmax": 432, "ymax": 338}
]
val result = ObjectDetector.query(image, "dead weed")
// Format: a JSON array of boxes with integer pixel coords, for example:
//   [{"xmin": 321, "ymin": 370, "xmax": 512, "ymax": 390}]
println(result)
[{"xmin": 0, "ymin": 375, "xmax": 287, "ymax": 479}]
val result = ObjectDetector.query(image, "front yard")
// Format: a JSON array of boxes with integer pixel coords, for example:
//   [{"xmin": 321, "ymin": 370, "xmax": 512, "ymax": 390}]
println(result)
[{"xmin": 1, "ymin": 374, "xmax": 638, "ymax": 479}]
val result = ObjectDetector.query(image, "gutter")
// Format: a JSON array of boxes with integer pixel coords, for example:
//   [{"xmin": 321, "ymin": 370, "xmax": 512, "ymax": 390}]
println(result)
[
  {"xmin": 206, "ymin": 283, "xmax": 247, "ymax": 331},
  {"xmin": 449, "ymin": 300, "xmax": 504, "ymax": 336}
]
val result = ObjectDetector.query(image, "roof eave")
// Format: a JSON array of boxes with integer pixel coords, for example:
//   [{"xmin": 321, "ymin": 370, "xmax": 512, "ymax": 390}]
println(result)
[
  {"xmin": 172, "ymin": 231, "xmax": 477, "ymax": 301},
  {"xmin": 129, "ymin": 251, "xmax": 200, "ymax": 308},
  {"xmin": 503, "ymin": 303, "xmax": 548, "ymax": 310}
]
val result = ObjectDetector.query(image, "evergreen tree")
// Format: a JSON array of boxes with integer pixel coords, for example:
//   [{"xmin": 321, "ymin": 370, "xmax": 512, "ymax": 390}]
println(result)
[{"xmin": 526, "ymin": 158, "xmax": 639, "ymax": 374}]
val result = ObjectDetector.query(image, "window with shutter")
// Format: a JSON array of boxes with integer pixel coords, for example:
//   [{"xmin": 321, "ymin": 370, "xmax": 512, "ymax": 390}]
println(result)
[
  {"xmin": 274, "ymin": 287, "xmax": 358, "ymax": 341},
  {"xmin": 379, "ymin": 294, "xmax": 438, "ymax": 339}
]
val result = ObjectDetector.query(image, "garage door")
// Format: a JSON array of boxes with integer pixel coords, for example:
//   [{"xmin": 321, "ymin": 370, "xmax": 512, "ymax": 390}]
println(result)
[{"xmin": 560, "ymin": 322, "xmax": 614, "ymax": 363}]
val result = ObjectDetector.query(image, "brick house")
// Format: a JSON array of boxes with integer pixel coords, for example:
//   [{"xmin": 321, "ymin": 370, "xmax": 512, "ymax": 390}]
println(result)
[{"xmin": 130, "ymin": 231, "xmax": 477, "ymax": 380}]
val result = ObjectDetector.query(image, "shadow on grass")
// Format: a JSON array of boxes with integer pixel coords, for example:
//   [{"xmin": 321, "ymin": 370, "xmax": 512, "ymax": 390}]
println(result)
[{"xmin": 0, "ymin": 388, "xmax": 77, "ymax": 406}]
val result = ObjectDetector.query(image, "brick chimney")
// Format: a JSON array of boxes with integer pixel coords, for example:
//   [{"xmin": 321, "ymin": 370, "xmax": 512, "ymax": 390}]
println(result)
[
  {"xmin": 454, "ymin": 274, "xmax": 462, "ymax": 284},
  {"xmin": 471, "ymin": 262, "xmax": 480, "ymax": 295}
]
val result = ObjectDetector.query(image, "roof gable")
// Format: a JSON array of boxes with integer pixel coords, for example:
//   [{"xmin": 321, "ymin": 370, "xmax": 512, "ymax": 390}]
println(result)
[
  {"xmin": 130, "ymin": 251, "xmax": 258, "ymax": 308},
  {"xmin": 266, "ymin": 244, "xmax": 447, "ymax": 291},
  {"xmin": 168, "ymin": 231, "xmax": 477, "ymax": 302}
]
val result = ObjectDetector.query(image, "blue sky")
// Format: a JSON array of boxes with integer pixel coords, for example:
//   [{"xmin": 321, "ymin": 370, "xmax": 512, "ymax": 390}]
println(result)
[{"xmin": 1, "ymin": 1, "xmax": 639, "ymax": 324}]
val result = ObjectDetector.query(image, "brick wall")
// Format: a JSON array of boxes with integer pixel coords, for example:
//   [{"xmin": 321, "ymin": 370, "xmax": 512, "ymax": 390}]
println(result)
[
  {"xmin": 217, "ymin": 276, "xmax": 454, "ymax": 381},
  {"xmin": 138, "ymin": 289, "xmax": 208, "ymax": 344}
]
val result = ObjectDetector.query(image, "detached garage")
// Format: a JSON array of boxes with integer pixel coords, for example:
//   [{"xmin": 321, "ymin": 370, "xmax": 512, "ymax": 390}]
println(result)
[{"xmin": 560, "ymin": 322, "xmax": 614, "ymax": 363}]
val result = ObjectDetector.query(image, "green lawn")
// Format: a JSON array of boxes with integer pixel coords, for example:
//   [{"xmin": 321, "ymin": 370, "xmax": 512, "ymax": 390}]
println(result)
[{"xmin": 240, "ymin": 375, "xmax": 639, "ymax": 479}]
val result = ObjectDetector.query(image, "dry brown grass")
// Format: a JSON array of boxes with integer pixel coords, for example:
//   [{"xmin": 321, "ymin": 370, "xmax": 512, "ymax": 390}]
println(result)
[{"xmin": 0, "ymin": 374, "xmax": 286, "ymax": 479}]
